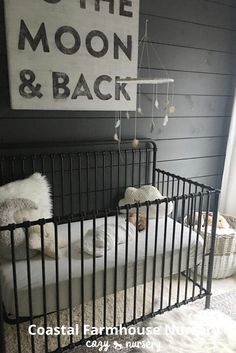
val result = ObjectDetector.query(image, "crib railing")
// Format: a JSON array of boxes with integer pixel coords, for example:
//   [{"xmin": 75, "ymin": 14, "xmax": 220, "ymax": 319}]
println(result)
[
  {"xmin": 0, "ymin": 191, "xmax": 219, "ymax": 353},
  {"xmin": 0, "ymin": 141, "xmax": 220, "ymax": 353}
]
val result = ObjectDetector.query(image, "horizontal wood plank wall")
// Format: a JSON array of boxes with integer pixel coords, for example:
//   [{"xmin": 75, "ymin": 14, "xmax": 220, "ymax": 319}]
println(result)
[{"xmin": 0, "ymin": 0, "xmax": 236, "ymax": 190}]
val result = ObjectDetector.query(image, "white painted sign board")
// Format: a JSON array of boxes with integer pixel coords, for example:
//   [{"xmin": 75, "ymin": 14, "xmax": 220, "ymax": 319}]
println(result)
[{"xmin": 4, "ymin": 0, "xmax": 140, "ymax": 110}]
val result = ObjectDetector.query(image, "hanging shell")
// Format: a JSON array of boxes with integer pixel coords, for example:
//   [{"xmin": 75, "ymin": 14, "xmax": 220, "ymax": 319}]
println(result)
[
  {"xmin": 137, "ymin": 107, "xmax": 142, "ymax": 114},
  {"xmin": 132, "ymin": 138, "xmax": 139, "ymax": 147},
  {"xmin": 126, "ymin": 111, "xmax": 130, "ymax": 119},
  {"xmin": 114, "ymin": 133, "xmax": 119, "ymax": 141},
  {"xmin": 169, "ymin": 105, "xmax": 176, "ymax": 114},
  {"xmin": 163, "ymin": 115, "xmax": 169, "ymax": 126},
  {"xmin": 154, "ymin": 99, "xmax": 159, "ymax": 109},
  {"xmin": 115, "ymin": 120, "xmax": 121, "ymax": 128},
  {"xmin": 150, "ymin": 120, "xmax": 156, "ymax": 133}
]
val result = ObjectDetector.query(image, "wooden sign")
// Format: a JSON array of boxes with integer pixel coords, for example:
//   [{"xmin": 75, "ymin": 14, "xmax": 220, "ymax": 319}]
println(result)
[{"xmin": 4, "ymin": 0, "xmax": 140, "ymax": 110}]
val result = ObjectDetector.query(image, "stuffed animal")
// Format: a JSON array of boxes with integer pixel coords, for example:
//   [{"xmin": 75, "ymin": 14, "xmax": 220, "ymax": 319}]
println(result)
[
  {"xmin": 0, "ymin": 198, "xmax": 39, "ymax": 260},
  {"xmin": 119, "ymin": 185, "xmax": 173, "ymax": 218},
  {"xmin": 207, "ymin": 212, "xmax": 230, "ymax": 229}
]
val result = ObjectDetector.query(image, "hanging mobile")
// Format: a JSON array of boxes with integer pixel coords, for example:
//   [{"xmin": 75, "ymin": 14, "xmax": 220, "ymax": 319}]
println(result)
[{"xmin": 115, "ymin": 19, "xmax": 176, "ymax": 146}]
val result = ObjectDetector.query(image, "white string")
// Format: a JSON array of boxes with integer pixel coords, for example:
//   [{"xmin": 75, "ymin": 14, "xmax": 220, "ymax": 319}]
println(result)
[
  {"xmin": 171, "ymin": 81, "xmax": 175, "ymax": 107},
  {"xmin": 119, "ymin": 111, "xmax": 122, "ymax": 152},
  {"xmin": 134, "ymin": 110, "xmax": 137, "ymax": 140}
]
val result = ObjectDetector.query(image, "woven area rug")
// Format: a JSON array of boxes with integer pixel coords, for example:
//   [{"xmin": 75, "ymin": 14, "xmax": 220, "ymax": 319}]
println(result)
[{"xmin": 73, "ymin": 291, "xmax": 236, "ymax": 353}]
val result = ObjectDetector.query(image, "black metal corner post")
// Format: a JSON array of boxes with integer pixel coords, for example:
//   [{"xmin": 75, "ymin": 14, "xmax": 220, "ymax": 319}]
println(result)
[
  {"xmin": 205, "ymin": 190, "xmax": 220, "ymax": 309},
  {"xmin": 0, "ymin": 279, "xmax": 6, "ymax": 353},
  {"xmin": 151, "ymin": 141, "xmax": 157, "ymax": 187}
]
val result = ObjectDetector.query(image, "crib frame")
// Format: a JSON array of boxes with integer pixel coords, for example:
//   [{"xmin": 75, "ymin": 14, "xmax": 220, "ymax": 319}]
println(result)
[{"xmin": 0, "ymin": 139, "xmax": 220, "ymax": 353}]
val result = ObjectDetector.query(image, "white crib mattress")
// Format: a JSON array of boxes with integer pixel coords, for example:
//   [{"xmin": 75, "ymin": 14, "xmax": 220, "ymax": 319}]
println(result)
[{"xmin": 0, "ymin": 216, "xmax": 203, "ymax": 318}]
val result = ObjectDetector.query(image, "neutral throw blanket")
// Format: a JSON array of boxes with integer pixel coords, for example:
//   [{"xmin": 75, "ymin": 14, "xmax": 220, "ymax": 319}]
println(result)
[{"xmin": 81, "ymin": 219, "xmax": 136, "ymax": 257}]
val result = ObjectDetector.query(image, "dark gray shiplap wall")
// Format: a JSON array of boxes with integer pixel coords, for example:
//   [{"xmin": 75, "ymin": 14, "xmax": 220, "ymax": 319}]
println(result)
[{"xmin": 0, "ymin": 0, "xmax": 236, "ymax": 190}]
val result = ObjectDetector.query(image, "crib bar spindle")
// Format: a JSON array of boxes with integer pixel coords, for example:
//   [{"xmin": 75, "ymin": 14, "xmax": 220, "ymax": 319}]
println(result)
[
  {"xmin": 176, "ymin": 196, "xmax": 186, "ymax": 304},
  {"xmin": 161, "ymin": 173, "xmax": 165, "ymax": 195},
  {"xmin": 166, "ymin": 175, "xmax": 170, "ymax": 197},
  {"xmin": 92, "ymin": 214, "xmax": 96, "ymax": 327},
  {"xmin": 192, "ymin": 194, "xmax": 203, "ymax": 298},
  {"xmin": 200, "ymin": 193, "xmax": 210, "ymax": 295},
  {"xmin": 68, "ymin": 221, "xmax": 73, "ymax": 346},
  {"xmin": 40, "ymin": 223, "xmax": 48, "ymax": 353},
  {"xmin": 171, "ymin": 176, "xmax": 175, "ymax": 198},
  {"xmin": 113, "ymin": 209, "xmax": 119, "ymax": 327},
  {"xmin": 192, "ymin": 185, "xmax": 198, "ymax": 233},
  {"xmin": 78, "ymin": 154, "xmax": 82, "ymax": 214},
  {"xmin": 151, "ymin": 201, "xmax": 159, "ymax": 314},
  {"xmin": 132, "ymin": 150, "xmax": 135, "ymax": 186},
  {"xmin": 102, "ymin": 153, "xmax": 106, "ymax": 210},
  {"xmin": 50, "ymin": 155, "xmax": 55, "ymax": 204},
  {"xmin": 124, "ymin": 150, "xmax": 127, "ymax": 189},
  {"xmin": 184, "ymin": 196, "xmax": 194, "ymax": 302},
  {"xmin": 41, "ymin": 155, "xmax": 45, "ymax": 175},
  {"xmin": 25, "ymin": 226, "xmax": 35, "ymax": 353},
  {"xmin": 133, "ymin": 205, "xmax": 140, "ymax": 322},
  {"xmin": 54, "ymin": 221, "xmax": 61, "ymax": 349},
  {"xmin": 145, "ymin": 148, "xmax": 148, "ymax": 184},
  {"xmin": 169, "ymin": 198, "xmax": 178, "ymax": 307},
  {"xmin": 103, "ymin": 212, "xmax": 108, "ymax": 329},
  {"xmin": 80, "ymin": 219, "xmax": 85, "ymax": 341},
  {"xmin": 205, "ymin": 191, "xmax": 220, "ymax": 309},
  {"xmin": 143, "ymin": 203, "xmax": 149, "ymax": 317},
  {"xmin": 10, "ymin": 229, "xmax": 22, "ymax": 353},
  {"xmin": 124, "ymin": 207, "xmax": 129, "ymax": 324},
  {"xmin": 118, "ymin": 150, "xmax": 120, "ymax": 195},
  {"xmin": 86, "ymin": 153, "xmax": 90, "ymax": 213},
  {"xmin": 60, "ymin": 154, "xmax": 65, "ymax": 216},
  {"xmin": 160, "ymin": 200, "xmax": 169, "ymax": 311},
  {"xmin": 138, "ymin": 150, "xmax": 142, "ymax": 188},
  {"xmin": 157, "ymin": 170, "xmax": 160, "ymax": 190},
  {"xmin": 69, "ymin": 156, "xmax": 73, "ymax": 215}
]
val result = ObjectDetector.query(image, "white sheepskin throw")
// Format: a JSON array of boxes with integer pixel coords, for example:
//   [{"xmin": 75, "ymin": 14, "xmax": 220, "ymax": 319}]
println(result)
[
  {"xmin": 0, "ymin": 173, "xmax": 52, "ymax": 219},
  {"xmin": 119, "ymin": 185, "xmax": 173, "ymax": 218},
  {"xmin": 0, "ymin": 173, "xmax": 66, "ymax": 258},
  {"xmin": 137, "ymin": 306, "xmax": 236, "ymax": 353}
]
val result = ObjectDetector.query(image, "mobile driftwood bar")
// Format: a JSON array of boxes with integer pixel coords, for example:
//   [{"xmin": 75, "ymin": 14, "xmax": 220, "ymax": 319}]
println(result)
[{"xmin": 0, "ymin": 139, "xmax": 219, "ymax": 353}]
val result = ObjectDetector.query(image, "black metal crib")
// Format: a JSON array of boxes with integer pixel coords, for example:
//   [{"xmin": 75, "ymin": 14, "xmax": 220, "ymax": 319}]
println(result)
[{"xmin": 0, "ymin": 139, "xmax": 219, "ymax": 353}]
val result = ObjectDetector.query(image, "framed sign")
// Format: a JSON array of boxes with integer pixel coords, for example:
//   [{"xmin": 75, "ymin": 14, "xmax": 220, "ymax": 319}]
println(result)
[{"xmin": 4, "ymin": 0, "xmax": 140, "ymax": 110}]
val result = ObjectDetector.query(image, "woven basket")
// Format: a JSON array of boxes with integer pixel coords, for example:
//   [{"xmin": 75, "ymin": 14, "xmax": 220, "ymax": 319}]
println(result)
[{"xmin": 185, "ymin": 213, "xmax": 236, "ymax": 279}]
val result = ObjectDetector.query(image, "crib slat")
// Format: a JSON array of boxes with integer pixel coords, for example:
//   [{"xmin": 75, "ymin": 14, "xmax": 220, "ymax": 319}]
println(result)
[
  {"xmin": 80, "ymin": 219, "xmax": 85, "ymax": 341},
  {"xmin": 92, "ymin": 214, "xmax": 96, "ymax": 327},
  {"xmin": 68, "ymin": 221, "xmax": 73, "ymax": 346},
  {"xmin": 176, "ymin": 196, "xmax": 186, "ymax": 304},
  {"xmin": 185, "ymin": 196, "xmax": 194, "ymax": 301},
  {"xmin": 25, "ymin": 226, "xmax": 35, "ymax": 353},
  {"xmin": 169, "ymin": 198, "xmax": 178, "ymax": 307},
  {"xmin": 124, "ymin": 208, "xmax": 129, "ymax": 324},
  {"xmin": 143, "ymin": 203, "xmax": 149, "ymax": 317},
  {"xmin": 40, "ymin": 224, "xmax": 48, "ymax": 353},
  {"xmin": 133, "ymin": 205, "xmax": 139, "ymax": 321},
  {"xmin": 160, "ymin": 200, "xmax": 169, "ymax": 311},
  {"xmin": 200, "ymin": 193, "xmax": 210, "ymax": 295},
  {"xmin": 54, "ymin": 221, "xmax": 61, "ymax": 349},
  {"xmin": 103, "ymin": 213, "xmax": 108, "ymax": 329},
  {"xmin": 113, "ymin": 210, "xmax": 119, "ymax": 327},
  {"xmin": 10, "ymin": 229, "xmax": 22, "ymax": 353},
  {"xmin": 192, "ymin": 194, "xmax": 203, "ymax": 298},
  {"xmin": 151, "ymin": 202, "xmax": 159, "ymax": 314}
]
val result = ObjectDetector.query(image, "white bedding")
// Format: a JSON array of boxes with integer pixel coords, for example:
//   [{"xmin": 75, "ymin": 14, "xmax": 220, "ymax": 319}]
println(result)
[{"xmin": 0, "ymin": 215, "xmax": 203, "ymax": 318}]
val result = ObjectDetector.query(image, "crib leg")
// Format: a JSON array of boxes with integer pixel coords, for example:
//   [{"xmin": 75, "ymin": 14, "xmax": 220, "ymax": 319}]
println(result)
[
  {"xmin": 205, "ymin": 191, "xmax": 220, "ymax": 310},
  {"xmin": 205, "ymin": 294, "xmax": 211, "ymax": 309},
  {"xmin": 0, "ymin": 283, "xmax": 6, "ymax": 353}
]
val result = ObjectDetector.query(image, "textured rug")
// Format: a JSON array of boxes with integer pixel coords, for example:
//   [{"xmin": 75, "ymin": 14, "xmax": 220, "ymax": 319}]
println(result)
[{"xmin": 73, "ymin": 291, "xmax": 236, "ymax": 353}]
